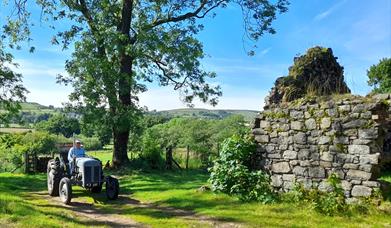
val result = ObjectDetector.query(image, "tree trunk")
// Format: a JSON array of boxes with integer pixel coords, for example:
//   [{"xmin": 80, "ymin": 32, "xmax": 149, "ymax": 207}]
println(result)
[
  {"xmin": 111, "ymin": 0, "xmax": 134, "ymax": 167},
  {"xmin": 112, "ymin": 127, "xmax": 130, "ymax": 167}
]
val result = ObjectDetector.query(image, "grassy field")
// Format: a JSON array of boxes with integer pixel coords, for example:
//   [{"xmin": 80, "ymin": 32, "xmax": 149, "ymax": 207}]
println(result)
[{"xmin": 1, "ymin": 168, "xmax": 391, "ymax": 227}]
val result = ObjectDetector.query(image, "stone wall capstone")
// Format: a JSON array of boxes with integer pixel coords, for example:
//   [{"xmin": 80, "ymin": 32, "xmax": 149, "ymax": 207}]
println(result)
[{"xmin": 252, "ymin": 94, "xmax": 391, "ymax": 198}]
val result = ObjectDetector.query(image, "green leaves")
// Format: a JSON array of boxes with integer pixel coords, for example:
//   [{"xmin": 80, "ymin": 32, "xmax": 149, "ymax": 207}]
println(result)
[
  {"xmin": 0, "ymin": 44, "xmax": 28, "ymax": 124},
  {"xmin": 367, "ymin": 58, "xmax": 391, "ymax": 94},
  {"xmin": 209, "ymin": 134, "xmax": 277, "ymax": 203}
]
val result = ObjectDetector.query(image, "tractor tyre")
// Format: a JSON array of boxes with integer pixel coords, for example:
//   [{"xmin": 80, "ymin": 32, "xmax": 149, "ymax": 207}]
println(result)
[
  {"xmin": 59, "ymin": 177, "xmax": 72, "ymax": 205},
  {"xmin": 106, "ymin": 176, "xmax": 119, "ymax": 200},
  {"xmin": 47, "ymin": 159, "xmax": 62, "ymax": 196},
  {"xmin": 91, "ymin": 183, "xmax": 103, "ymax": 193}
]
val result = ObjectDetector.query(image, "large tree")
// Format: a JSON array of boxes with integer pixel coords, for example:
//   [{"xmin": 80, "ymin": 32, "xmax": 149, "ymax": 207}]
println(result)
[{"xmin": 2, "ymin": 0, "xmax": 289, "ymax": 167}]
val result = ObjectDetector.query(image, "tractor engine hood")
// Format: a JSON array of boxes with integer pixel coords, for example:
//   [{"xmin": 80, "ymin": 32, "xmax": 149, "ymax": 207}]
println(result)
[{"xmin": 76, "ymin": 157, "xmax": 101, "ymax": 168}]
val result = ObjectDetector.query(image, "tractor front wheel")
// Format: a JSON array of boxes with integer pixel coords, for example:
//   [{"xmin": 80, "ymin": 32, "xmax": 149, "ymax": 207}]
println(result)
[
  {"xmin": 59, "ymin": 177, "xmax": 72, "ymax": 205},
  {"xmin": 106, "ymin": 176, "xmax": 119, "ymax": 200}
]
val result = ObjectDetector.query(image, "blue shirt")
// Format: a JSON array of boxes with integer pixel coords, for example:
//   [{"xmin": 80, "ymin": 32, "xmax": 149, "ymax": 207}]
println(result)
[{"xmin": 68, "ymin": 147, "xmax": 86, "ymax": 161}]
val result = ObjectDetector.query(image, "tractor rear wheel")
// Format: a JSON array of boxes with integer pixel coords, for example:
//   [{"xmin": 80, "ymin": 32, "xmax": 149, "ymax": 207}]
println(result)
[
  {"xmin": 59, "ymin": 177, "xmax": 72, "ymax": 205},
  {"xmin": 47, "ymin": 159, "xmax": 62, "ymax": 196},
  {"xmin": 106, "ymin": 176, "xmax": 119, "ymax": 200}
]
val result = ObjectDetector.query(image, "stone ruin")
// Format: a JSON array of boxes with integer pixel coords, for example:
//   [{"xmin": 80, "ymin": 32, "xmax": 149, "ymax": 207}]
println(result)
[
  {"xmin": 252, "ymin": 47, "xmax": 391, "ymax": 199},
  {"xmin": 264, "ymin": 46, "xmax": 350, "ymax": 109}
]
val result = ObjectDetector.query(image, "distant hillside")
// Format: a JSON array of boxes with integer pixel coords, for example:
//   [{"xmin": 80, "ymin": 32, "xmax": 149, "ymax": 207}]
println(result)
[
  {"xmin": 153, "ymin": 108, "xmax": 259, "ymax": 122},
  {"xmin": 5, "ymin": 102, "xmax": 259, "ymax": 122}
]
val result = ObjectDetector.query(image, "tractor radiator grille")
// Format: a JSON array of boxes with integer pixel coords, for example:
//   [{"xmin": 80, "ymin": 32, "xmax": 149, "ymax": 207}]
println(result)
[
  {"xmin": 85, "ymin": 166, "xmax": 92, "ymax": 183},
  {"xmin": 84, "ymin": 165, "xmax": 100, "ymax": 184},
  {"xmin": 93, "ymin": 166, "xmax": 100, "ymax": 182}
]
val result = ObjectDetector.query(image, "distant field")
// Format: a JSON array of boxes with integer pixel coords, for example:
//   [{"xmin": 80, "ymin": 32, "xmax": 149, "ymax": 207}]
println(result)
[
  {"xmin": 0, "ymin": 128, "xmax": 33, "ymax": 133},
  {"xmin": 156, "ymin": 108, "xmax": 259, "ymax": 121}
]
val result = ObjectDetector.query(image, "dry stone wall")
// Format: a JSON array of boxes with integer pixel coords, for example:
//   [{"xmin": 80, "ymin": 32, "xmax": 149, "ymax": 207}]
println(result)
[{"xmin": 252, "ymin": 94, "xmax": 391, "ymax": 198}]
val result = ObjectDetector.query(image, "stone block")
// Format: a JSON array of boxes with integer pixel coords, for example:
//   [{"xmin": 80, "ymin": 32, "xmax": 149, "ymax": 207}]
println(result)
[
  {"xmin": 343, "ymin": 163, "xmax": 358, "ymax": 169},
  {"xmin": 362, "ymin": 181, "xmax": 380, "ymax": 187},
  {"xmin": 346, "ymin": 170, "xmax": 371, "ymax": 181},
  {"xmin": 291, "ymin": 121, "xmax": 303, "ymax": 130},
  {"xmin": 358, "ymin": 129, "xmax": 378, "ymax": 139},
  {"xmin": 338, "ymin": 105, "xmax": 351, "ymax": 112},
  {"xmin": 352, "ymin": 139, "xmax": 372, "ymax": 145},
  {"xmin": 260, "ymin": 120, "xmax": 271, "ymax": 129},
  {"xmin": 282, "ymin": 174, "xmax": 295, "ymax": 181},
  {"xmin": 319, "ymin": 136, "xmax": 331, "ymax": 145},
  {"xmin": 305, "ymin": 118, "xmax": 317, "ymax": 130},
  {"xmin": 255, "ymin": 135, "xmax": 269, "ymax": 143},
  {"xmin": 320, "ymin": 152, "xmax": 334, "ymax": 162},
  {"xmin": 308, "ymin": 167, "xmax": 325, "ymax": 178},
  {"xmin": 342, "ymin": 120, "xmax": 367, "ymax": 129},
  {"xmin": 320, "ymin": 118, "xmax": 331, "ymax": 129},
  {"xmin": 283, "ymin": 150, "xmax": 297, "ymax": 160},
  {"xmin": 348, "ymin": 145, "xmax": 370, "ymax": 155},
  {"xmin": 271, "ymin": 175, "xmax": 283, "ymax": 187},
  {"xmin": 351, "ymin": 185, "xmax": 372, "ymax": 197},
  {"xmin": 341, "ymin": 180, "xmax": 352, "ymax": 191},
  {"xmin": 298, "ymin": 149, "xmax": 310, "ymax": 160},
  {"xmin": 293, "ymin": 166, "xmax": 307, "ymax": 176},
  {"xmin": 360, "ymin": 154, "xmax": 379, "ymax": 165},
  {"xmin": 271, "ymin": 162, "xmax": 291, "ymax": 173},
  {"xmin": 319, "ymin": 161, "xmax": 332, "ymax": 168},
  {"xmin": 290, "ymin": 110, "xmax": 304, "ymax": 119},
  {"xmin": 293, "ymin": 132, "xmax": 307, "ymax": 144}
]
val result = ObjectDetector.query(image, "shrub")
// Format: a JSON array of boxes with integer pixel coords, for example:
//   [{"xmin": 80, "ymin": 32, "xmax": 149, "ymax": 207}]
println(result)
[
  {"xmin": 209, "ymin": 135, "xmax": 276, "ymax": 203},
  {"xmin": 282, "ymin": 173, "xmax": 380, "ymax": 216},
  {"xmin": 139, "ymin": 130, "xmax": 165, "ymax": 169}
]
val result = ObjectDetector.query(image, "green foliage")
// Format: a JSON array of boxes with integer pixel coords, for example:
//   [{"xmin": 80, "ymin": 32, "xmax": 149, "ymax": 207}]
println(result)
[
  {"xmin": 367, "ymin": 58, "xmax": 391, "ymax": 93},
  {"xmin": 0, "ymin": 131, "xmax": 56, "ymax": 172},
  {"xmin": 137, "ymin": 116, "xmax": 248, "ymax": 169},
  {"xmin": 35, "ymin": 114, "xmax": 80, "ymax": 137},
  {"xmin": 282, "ymin": 174, "xmax": 382, "ymax": 216},
  {"xmin": 0, "ymin": 44, "xmax": 28, "ymax": 123},
  {"xmin": 209, "ymin": 135, "xmax": 276, "ymax": 203}
]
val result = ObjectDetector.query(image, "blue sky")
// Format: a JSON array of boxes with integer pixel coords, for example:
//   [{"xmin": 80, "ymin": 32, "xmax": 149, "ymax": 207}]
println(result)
[{"xmin": 1, "ymin": 0, "xmax": 390, "ymax": 111}]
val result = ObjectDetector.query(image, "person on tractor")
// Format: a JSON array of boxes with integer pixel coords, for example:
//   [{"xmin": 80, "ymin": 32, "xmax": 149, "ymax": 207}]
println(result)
[{"xmin": 68, "ymin": 139, "xmax": 85, "ymax": 173}]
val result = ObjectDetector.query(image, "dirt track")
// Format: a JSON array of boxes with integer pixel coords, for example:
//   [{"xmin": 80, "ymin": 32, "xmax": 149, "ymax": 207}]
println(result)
[{"xmin": 32, "ymin": 191, "xmax": 241, "ymax": 228}]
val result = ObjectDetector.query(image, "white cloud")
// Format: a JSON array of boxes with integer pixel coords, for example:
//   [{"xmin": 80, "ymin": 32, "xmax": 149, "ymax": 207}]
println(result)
[
  {"xmin": 314, "ymin": 0, "xmax": 347, "ymax": 21},
  {"xmin": 11, "ymin": 58, "xmax": 67, "ymax": 78},
  {"xmin": 26, "ymin": 87, "xmax": 72, "ymax": 107},
  {"xmin": 138, "ymin": 86, "xmax": 268, "ymax": 111}
]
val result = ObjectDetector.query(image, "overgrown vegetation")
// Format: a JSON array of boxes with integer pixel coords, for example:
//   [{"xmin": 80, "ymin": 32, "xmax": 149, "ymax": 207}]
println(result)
[{"xmin": 209, "ymin": 135, "xmax": 276, "ymax": 203}]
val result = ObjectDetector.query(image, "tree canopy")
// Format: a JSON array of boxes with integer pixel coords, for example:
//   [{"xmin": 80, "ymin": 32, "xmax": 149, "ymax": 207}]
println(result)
[
  {"xmin": 367, "ymin": 58, "xmax": 391, "ymax": 94},
  {"xmin": 0, "ymin": 43, "xmax": 28, "ymax": 123},
  {"xmin": 2, "ymin": 0, "xmax": 289, "ymax": 166}
]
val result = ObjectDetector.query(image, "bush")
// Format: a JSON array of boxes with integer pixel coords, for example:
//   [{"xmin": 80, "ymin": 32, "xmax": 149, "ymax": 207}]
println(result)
[
  {"xmin": 0, "ymin": 131, "xmax": 57, "ymax": 172},
  {"xmin": 209, "ymin": 135, "xmax": 276, "ymax": 203},
  {"xmin": 139, "ymin": 130, "xmax": 165, "ymax": 169}
]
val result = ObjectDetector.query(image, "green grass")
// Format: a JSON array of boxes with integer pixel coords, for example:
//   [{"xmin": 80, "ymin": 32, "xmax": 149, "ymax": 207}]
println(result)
[{"xmin": 1, "ymin": 170, "xmax": 391, "ymax": 227}]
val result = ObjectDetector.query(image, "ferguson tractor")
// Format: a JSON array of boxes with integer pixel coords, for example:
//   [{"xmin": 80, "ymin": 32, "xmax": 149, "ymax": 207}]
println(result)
[{"xmin": 47, "ymin": 149, "xmax": 119, "ymax": 205}]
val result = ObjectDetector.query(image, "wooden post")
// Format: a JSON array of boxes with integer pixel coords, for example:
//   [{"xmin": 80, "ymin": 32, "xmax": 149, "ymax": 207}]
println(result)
[
  {"xmin": 165, "ymin": 146, "xmax": 173, "ymax": 170},
  {"xmin": 24, "ymin": 152, "xmax": 28, "ymax": 174},
  {"xmin": 186, "ymin": 145, "xmax": 190, "ymax": 170}
]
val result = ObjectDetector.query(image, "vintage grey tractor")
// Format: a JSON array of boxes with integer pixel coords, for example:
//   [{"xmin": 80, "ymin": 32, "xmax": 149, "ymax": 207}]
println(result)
[{"xmin": 47, "ymin": 150, "xmax": 119, "ymax": 205}]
